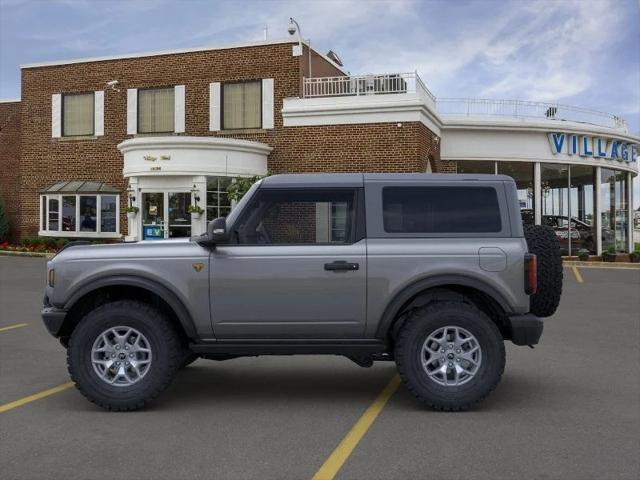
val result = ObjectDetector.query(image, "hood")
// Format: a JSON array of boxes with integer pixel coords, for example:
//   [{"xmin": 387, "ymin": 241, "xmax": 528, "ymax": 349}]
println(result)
[{"xmin": 51, "ymin": 238, "xmax": 207, "ymax": 263}]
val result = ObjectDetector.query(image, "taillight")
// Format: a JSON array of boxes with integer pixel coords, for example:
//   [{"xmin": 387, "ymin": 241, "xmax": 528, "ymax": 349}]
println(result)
[{"xmin": 524, "ymin": 254, "xmax": 537, "ymax": 295}]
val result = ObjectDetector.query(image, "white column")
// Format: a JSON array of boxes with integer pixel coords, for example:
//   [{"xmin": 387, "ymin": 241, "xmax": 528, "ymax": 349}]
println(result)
[
  {"xmin": 125, "ymin": 177, "xmax": 140, "ymax": 242},
  {"xmin": 595, "ymin": 166, "xmax": 602, "ymax": 255},
  {"xmin": 534, "ymin": 162, "xmax": 542, "ymax": 225},
  {"xmin": 191, "ymin": 175, "xmax": 208, "ymax": 237}
]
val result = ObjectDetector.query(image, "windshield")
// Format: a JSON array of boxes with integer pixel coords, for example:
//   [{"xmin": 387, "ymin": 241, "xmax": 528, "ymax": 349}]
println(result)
[{"xmin": 225, "ymin": 179, "xmax": 263, "ymax": 229}]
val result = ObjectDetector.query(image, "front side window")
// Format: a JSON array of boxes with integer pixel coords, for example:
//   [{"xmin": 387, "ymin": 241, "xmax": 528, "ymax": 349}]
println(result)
[
  {"xmin": 223, "ymin": 81, "xmax": 261, "ymax": 129},
  {"xmin": 234, "ymin": 189, "xmax": 356, "ymax": 245},
  {"xmin": 382, "ymin": 186, "xmax": 502, "ymax": 234},
  {"xmin": 138, "ymin": 87, "xmax": 175, "ymax": 133},
  {"xmin": 63, "ymin": 92, "xmax": 94, "ymax": 136}
]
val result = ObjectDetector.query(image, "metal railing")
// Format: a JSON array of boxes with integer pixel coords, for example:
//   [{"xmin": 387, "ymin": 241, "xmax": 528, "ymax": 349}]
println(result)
[
  {"xmin": 436, "ymin": 98, "xmax": 628, "ymax": 131},
  {"xmin": 303, "ymin": 72, "xmax": 436, "ymax": 101}
]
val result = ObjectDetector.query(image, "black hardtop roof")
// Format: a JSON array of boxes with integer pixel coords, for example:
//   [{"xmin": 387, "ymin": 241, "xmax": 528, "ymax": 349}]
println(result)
[{"xmin": 261, "ymin": 173, "xmax": 514, "ymax": 188}]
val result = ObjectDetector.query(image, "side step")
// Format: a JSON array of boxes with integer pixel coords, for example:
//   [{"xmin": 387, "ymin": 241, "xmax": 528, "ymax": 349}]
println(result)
[{"xmin": 189, "ymin": 339, "xmax": 388, "ymax": 356}]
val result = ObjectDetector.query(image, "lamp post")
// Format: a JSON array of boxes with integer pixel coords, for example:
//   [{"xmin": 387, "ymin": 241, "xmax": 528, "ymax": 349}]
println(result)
[{"xmin": 288, "ymin": 17, "xmax": 312, "ymax": 80}]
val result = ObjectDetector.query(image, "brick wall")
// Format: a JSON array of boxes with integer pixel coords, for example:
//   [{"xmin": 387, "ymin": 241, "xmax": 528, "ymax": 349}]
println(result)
[
  {"xmin": 0, "ymin": 101, "xmax": 21, "ymax": 242},
  {"xmin": 17, "ymin": 41, "xmax": 440, "ymax": 240}
]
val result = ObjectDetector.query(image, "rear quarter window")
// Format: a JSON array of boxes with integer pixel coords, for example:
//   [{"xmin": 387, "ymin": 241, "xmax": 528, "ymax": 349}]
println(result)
[{"xmin": 382, "ymin": 186, "xmax": 502, "ymax": 233}]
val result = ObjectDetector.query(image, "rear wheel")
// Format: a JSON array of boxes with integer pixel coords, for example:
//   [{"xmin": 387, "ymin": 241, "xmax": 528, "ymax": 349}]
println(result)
[
  {"xmin": 67, "ymin": 300, "xmax": 182, "ymax": 411},
  {"xmin": 524, "ymin": 224, "xmax": 563, "ymax": 317},
  {"xmin": 395, "ymin": 301, "xmax": 505, "ymax": 411}
]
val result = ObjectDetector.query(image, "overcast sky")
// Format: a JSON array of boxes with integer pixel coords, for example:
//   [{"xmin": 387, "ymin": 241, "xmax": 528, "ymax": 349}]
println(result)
[{"xmin": 1, "ymin": 0, "xmax": 638, "ymax": 204}]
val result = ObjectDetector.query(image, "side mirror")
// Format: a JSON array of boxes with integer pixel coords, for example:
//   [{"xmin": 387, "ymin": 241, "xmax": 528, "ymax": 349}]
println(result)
[{"xmin": 208, "ymin": 217, "xmax": 228, "ymax": 244}]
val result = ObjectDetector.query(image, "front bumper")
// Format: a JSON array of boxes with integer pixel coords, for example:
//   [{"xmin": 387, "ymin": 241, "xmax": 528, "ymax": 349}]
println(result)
[
  {"xmin": 508, "ymin": 314, "xmax": 543, "ymax": 346},
  {"xmin": 41, "ymin": 305, "xmax": 67, "ymax": 338}
]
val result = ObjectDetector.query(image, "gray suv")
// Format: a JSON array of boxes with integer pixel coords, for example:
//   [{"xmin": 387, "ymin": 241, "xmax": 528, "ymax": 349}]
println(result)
[{"xmin": 42, "ymin": 174, "xmax": 562, "ymax": 411}]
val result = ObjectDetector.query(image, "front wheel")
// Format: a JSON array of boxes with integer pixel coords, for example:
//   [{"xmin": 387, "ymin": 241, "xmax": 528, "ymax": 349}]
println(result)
[
  {"xmin": 67, "ymin": 300, "xmax": 183, "ymax": 411},
  {"xmin": 395, "ymin": 301, "xmax": 505, "ymax": 411}
]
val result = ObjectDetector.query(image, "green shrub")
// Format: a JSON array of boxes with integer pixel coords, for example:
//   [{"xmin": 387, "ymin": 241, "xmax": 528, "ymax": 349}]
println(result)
[{"xmin": 577, "ymin": 249, "xmax": 589, "ymax": 261}]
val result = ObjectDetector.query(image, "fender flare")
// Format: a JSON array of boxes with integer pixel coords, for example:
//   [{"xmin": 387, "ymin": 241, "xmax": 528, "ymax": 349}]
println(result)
[
  {"xmin": 374, "ymin": 274, "xmax": 513, "ymax": 339},
  {"xmin": 63, "ymin": 275, "xmax": 197, "ymax": 338}
]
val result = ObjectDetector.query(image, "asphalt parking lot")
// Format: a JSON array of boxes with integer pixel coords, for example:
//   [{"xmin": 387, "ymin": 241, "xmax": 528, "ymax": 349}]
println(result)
[{"xmin": 1, "ymin": 256, "xmax": 639, "ymax": 480}]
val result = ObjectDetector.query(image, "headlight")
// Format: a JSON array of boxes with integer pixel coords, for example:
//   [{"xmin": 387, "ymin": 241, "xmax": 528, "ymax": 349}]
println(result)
[{"xmin": 48, "ymin": 269, "xmax": 55, "ymax": 288}]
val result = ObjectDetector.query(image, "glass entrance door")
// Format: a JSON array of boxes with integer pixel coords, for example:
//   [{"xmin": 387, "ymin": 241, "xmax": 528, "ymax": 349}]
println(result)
[
  {"xmin": 168, "ymin": 192, "xmax": 191, "ymax": 238},
  {"xmin": 141, "ymin": 192, "xmax": 192, "ymax": 240},
  {"xmin": 142, "ymin": 192, "xmax": 165, "ymax": 240}
]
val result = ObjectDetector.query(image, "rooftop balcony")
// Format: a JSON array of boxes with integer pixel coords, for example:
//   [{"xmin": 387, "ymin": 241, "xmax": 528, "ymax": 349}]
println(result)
[
  {"xmin": 302, "ymin": 73, "xmax": 628, "ymax": 132},
  {"xmin": 437, "ymin": 98, "xmax": 628, "ymax": 132},
  {"xmin": 303, "ymin": 72, "xmax": 436, "ymax": 110}
]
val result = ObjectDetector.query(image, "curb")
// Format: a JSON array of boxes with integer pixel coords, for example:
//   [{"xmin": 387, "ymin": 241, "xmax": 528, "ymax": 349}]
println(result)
[
  {"xmin": 563, "ymin": 260, "xmax": 640, "ymax": 269},
  {"xmin": 0, "ymin": 250, "xmax": 55, "ymax": 259}
]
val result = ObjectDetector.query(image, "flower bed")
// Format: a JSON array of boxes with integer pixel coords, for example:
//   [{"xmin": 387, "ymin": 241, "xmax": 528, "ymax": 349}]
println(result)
[{"xmin": 0, "ymin": 237, "xmax": 121, "ymax": 254}]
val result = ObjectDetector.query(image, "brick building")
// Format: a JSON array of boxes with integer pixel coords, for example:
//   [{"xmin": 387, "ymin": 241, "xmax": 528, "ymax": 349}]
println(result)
[{"xmin": 0, "ymin": 37, "xmax": 637, "ymax": 254}]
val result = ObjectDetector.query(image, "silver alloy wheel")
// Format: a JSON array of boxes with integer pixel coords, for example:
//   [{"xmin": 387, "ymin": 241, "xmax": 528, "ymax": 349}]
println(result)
[
  {"xmin": 91, "ymin": 326, "xmax": 152, "ymax": 387},
  {"xmin": 421, "ymin": 326, "xmax": 482, "ymax": 386}
]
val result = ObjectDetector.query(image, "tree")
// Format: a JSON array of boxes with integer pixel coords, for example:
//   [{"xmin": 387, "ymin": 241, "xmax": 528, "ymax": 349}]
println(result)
[
  {"xmin": 0, "ymin": 194, "xmax": 9, "ymax": 242},
  {"xmin": 226, "ymin": 174, "xmax": 270, "ymax": 203}
]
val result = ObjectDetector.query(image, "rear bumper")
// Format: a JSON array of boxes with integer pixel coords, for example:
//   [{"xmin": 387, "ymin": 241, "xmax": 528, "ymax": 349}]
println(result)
[
  {"xmin": 41, "ymin": 306, "xmax": 67, "ymax": 338},
  {"xmin": 508, "ymin": 314, "xmax": 543, "ymax": 346}
]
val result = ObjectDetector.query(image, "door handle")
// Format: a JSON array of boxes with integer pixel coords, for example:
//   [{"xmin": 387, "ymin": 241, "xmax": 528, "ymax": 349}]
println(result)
[{"xmin": 324, "ymin": 261, "xmax": 359, "ymax": 272}]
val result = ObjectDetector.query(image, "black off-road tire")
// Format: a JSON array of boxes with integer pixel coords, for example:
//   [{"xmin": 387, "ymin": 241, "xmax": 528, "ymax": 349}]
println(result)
[
  {"xmin": 524, "ymin": 224, "xmax": 563, "ymax": 318},
  {"xmin": 395, "ymin": 301, "xmax": 505, "ymax": 411},
  {"xmin": 67, "ymin": 300, "xmax": 182, "ymax": 411}
]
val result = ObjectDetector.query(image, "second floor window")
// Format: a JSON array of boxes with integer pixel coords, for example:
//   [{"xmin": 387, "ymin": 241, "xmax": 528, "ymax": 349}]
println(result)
[
  {"xmin": 63, "ymin": 92, "xmax": 94, "ymax": 136},
  {"xmin": 138, "ymin": 87, "xmax": 174, "ymax": 133},
  {"xmin": 223, "ymin": 81, "xmax": 261, "ymax": 129}
]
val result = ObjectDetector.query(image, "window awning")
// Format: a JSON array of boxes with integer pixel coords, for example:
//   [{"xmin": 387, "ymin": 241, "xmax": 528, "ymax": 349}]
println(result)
[{"xmin": 40, "ymin": 181, "xmax": 120, "ymax": 194}]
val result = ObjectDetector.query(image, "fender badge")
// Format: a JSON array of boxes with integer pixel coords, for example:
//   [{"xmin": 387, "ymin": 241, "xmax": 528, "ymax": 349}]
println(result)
[{"xmin": 192, "ymin": 262, "xmax": 204, "ymax": 272}]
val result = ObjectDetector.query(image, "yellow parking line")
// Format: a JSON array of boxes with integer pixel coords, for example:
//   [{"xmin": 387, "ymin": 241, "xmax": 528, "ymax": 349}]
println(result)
[
  {"xmin": 0, "ymin": 323, "xmax": 28, "ymax": 333},
  {"xmin": 571, "ymin": 265, "xmax": 584, "ymax": 283},
  {"xmin": 0, "ymin": 382, "xmax": 74, "ymax": 414},
  {"xmin": 312, "ymin": 374, "xmax": 401, "ymax": 480}
]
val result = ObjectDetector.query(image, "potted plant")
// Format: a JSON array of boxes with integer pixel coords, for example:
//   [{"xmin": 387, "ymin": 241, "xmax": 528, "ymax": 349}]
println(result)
[
  {"xmin": 577, "ymin": 248, "xmax": 589, "ymax": 261},
  {"xmin": 126, "ymin": 206, "xmax": 139, "ymax": 220},
  {"xmin": 187, "ymin": 204, "xmax": 204, "ymax": 220},
  {"xmin": 630, "ymin": 246, "xmax": 640, "ymax": 263},
  {"xmin": 603, "ymin": 245, "xmax": 617, "ymax": 262}
]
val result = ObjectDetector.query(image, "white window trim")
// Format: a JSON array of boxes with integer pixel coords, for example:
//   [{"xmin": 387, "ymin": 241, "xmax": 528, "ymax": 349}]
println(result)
[
  {"xmin": 94, "ymin": 90, "xmax": 104, "ymax": 136},
  {"xmin": 209, "ymin": 82, "xmax": 221, "ymax": 131},
  {"xmin": 174, "ymin": 85, "xmax": 185, "ymax": 133},
  {"xmin": 51, "ymin": 94, "xmax": 62, "ymax": 138},
  {"xmin": 39, "ymin": 193, "xmax": 121, "ymax": 238},
  {"xmin": 127, "ymin": 88, "xmax": 137, "ymax": 135},
  {"xmin": 262, "ymin": 78, "xmax": 274, "ymax": 129}
]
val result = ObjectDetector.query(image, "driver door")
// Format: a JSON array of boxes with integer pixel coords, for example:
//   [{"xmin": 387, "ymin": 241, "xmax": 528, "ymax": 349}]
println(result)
[{"xmin": 210, "ymin": 187, "xmax": 367, "ymax": 339}]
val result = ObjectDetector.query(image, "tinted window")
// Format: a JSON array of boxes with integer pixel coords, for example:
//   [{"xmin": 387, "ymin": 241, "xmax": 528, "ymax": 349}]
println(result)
[
  {"xmin": 235, "ymin": 189, "xmax": 356, "ymax": 245},
  {"xmin": 383, "ymin": 186, "xmax": 501, "ymax": 233}
]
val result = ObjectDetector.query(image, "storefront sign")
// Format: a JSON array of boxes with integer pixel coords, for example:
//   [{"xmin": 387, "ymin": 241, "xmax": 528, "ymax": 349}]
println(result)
[{"xmin": 548, "ymin": 132, "xmax": 637, "ymax": 162}]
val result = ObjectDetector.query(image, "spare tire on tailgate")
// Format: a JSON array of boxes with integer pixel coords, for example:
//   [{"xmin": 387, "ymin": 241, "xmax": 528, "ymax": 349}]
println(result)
[{"xmin": 523, "ymin": 224, "xmax": 563, "ymax": 317}]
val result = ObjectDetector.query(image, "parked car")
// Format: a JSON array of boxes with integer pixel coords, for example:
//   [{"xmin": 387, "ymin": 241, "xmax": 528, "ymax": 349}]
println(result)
[{"xmin": 42, "ymin": 174, "xmax": 562, "ymax": 411}]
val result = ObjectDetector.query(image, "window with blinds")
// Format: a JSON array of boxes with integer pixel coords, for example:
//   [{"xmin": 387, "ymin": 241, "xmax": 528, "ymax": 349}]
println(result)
[
  {"xmin": 223, "ymin": 81, "xmax": 261, "ymax": 129},
  {"xmin": 138, "ymin": 87, "xmax": 175, "ymax": 133},
  {"xmin": 62, "ymin": 92, "xmax": 94, "ymax": 136}
]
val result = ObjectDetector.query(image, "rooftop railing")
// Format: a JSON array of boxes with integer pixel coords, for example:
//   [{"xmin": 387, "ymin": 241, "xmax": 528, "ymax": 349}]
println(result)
[
  {"xmin": 303, "ymin": 72, "xmax": 436, "ymax": 102},
  {"xmin": 302, "ymin": 74, "xmax": 628, "ymax": 132},
  {"xmin": 436, "ymin": 98, "xmax": 628, "ymax": 131}
]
